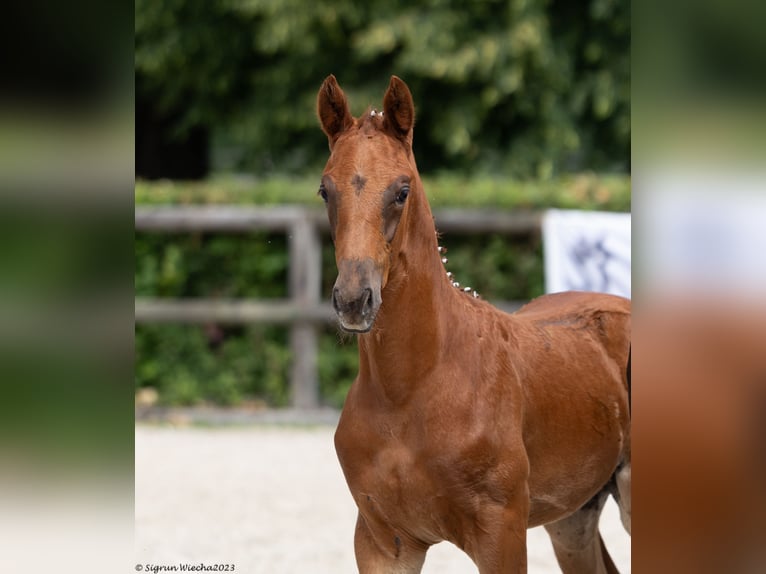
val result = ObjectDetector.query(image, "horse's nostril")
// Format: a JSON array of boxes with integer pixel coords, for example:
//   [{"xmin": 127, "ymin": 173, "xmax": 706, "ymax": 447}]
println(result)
[
  {"xmin": 332, "ymin": 288, "xmax": 340, "ymax": 312},
  {"xmin": 361, "ymin": 288, "xmax": 373, "ymax": 315}
]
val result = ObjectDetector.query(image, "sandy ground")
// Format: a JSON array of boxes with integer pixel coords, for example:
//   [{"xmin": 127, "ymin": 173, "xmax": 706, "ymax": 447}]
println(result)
[{"xmin": 136, "ymin": 424, "xmax": 630, "ymax": 573}]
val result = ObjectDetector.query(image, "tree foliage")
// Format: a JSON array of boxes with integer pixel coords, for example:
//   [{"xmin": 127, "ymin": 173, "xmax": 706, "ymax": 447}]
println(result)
[{"xmin": 135, "ymin": 0, "xmax": 629, "ymax": 177}]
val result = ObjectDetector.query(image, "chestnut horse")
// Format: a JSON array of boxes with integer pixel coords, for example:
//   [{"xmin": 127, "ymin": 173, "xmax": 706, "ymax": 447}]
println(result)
[{"xmin": 317, "ymin": 75, "xmax": 631, "ymax": 573}]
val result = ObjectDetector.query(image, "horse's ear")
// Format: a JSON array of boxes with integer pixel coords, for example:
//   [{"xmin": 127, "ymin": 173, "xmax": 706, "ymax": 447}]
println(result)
[
  {"xmin": 383, "ymin": 76, "xmax": 415, "ymax": 143},
  {"xmin": 317, "ymin": 74, "xmax": 354, "ymax": 148}
]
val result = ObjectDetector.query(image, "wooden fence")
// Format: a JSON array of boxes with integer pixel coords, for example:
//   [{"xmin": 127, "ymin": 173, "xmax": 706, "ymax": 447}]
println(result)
[{"xmin": 135, "ymin": 206, "xmax": 541, "ymax": 408}]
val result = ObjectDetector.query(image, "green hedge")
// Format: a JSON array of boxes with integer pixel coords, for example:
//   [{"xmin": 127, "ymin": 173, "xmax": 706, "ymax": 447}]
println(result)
[
  {"xmin": 135, "ymin": 175, "xmax": 629, "ymax": 408},
  {"xmin": 136, "ymin": 172, "xmax": 630, "ymax": 211}
]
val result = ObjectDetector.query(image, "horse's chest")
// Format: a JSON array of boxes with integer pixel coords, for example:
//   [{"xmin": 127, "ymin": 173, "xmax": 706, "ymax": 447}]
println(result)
[
  {"xmin": 335, "ymin": 425, "xmax": 451, "ymax": 541},
  {"xmin": 340, "ymin": 437, "xmax": 425, "ymax": 506}
]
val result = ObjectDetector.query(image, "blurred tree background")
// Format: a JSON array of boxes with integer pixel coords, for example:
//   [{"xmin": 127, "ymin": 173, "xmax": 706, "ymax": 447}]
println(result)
[
  {"xmin": 136, "ymin": 0, "xmax": 629, "ymax": 179},
  {"xmin": 135, "ymin": 0, "xmax": 630, "ymax": 409}
]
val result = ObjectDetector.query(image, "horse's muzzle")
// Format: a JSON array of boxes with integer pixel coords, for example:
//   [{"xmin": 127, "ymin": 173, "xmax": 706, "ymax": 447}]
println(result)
[{"xmin": 332, "ymin": 258, "xmax": 382, "ymax": 333}]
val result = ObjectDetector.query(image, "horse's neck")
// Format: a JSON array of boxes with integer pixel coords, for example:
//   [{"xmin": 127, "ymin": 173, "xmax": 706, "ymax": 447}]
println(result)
[{"xmin": 357, "ymin": 189, "xmax": 460, "ymax": 404}]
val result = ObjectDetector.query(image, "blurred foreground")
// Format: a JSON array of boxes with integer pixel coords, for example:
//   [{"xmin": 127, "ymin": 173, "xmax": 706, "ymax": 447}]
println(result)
[
  {"xmin": 634, "ymin": 305, "xmax": 766, "ymax": 573},
  {"xmin": 632, "ymin": 0, "xmax": 766, "ymax": 567}
]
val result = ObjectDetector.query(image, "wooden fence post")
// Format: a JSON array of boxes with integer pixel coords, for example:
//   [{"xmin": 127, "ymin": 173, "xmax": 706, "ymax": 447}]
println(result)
[{"xmin": 288, "ymin": 216, "xmax": 322, "ymax": 409}]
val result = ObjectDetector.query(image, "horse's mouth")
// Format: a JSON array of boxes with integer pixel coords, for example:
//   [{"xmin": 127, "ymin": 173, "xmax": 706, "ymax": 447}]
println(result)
[{"xmin": 336, "ymin": 312, "xmax": 377, "ymax": 334}]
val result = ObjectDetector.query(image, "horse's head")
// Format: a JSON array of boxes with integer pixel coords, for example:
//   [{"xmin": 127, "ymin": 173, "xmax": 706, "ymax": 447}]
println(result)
[{"xmin": 316, "ymin": 75, "xmax": 417, "ymax": 333}]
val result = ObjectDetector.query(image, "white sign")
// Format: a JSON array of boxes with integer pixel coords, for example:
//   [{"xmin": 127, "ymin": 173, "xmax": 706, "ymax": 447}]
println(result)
[{"xmin": 543, "ymin": 209, "xmax": 631, "ymax": 298}]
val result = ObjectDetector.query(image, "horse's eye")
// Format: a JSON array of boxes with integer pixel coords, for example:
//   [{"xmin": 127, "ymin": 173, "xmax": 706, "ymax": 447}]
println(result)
[
  {"xmin": 395, "ymin": 185, "xmax": 410, "ymax": 205},
  {"xmin": 318, "ymin": 184, "xmax": 328, "ymax": 203}
]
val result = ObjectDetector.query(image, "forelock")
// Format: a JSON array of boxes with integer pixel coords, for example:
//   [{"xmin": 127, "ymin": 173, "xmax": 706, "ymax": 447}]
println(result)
[{"xmin": 358, "ymin": 107, "xmax": 385, "ymax": 134}]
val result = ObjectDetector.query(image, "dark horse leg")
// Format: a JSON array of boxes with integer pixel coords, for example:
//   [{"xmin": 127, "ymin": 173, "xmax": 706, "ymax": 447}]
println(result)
[{"xmin": 544, "ymin": 488, "xmax": 619, "ymax": 574}]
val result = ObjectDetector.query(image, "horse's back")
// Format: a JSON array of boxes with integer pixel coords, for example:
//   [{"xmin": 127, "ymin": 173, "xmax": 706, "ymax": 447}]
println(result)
[
  {"xmin": 514, "ymin": 290, "xmax": 630, "ymax": 362},
  {"xmin": 515, "ymin": 290, "xmax": 630, "ymax": 321}
]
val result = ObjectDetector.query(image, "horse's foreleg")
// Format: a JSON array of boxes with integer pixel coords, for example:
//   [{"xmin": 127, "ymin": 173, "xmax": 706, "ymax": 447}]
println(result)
[
  {"xmin": 353, "ymin": 512, "xmax": 427, "ymax": 574},
  {"xmin": 467, "ymin": 488, "xmax": 530, "ymax": 574},
  {"xmin": 544, "ymin": 490, "xmax": 618, "ymax": 574}
]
